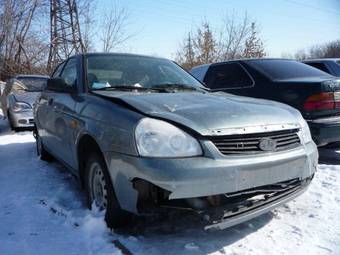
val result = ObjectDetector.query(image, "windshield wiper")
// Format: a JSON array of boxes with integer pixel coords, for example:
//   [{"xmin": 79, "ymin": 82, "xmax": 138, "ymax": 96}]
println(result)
[
  {"xmin": 151, "ymin": 83, "xmax": 203, "ymax": 91},
  {"xmin": 91, "ymin": 85, "xmax": 155, "ymax": 91},
  {"xmin": 25, "ymin": 89, "xmax": 42, "ymax": 92},
  {"xmin": 91, "ymin": 84, "xmax": 209, "ymax": 93}
]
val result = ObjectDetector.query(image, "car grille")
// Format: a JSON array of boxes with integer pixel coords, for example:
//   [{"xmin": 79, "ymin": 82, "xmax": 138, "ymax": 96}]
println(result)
[{"xmin": 210, "ymin": 129, "xmax": 301, "ymax": 155}]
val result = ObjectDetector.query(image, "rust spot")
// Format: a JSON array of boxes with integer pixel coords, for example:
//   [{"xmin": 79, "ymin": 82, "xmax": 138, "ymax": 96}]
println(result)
[{"xmin": 70, "ymin": 120, "xmax": 78, "ymax": 128}]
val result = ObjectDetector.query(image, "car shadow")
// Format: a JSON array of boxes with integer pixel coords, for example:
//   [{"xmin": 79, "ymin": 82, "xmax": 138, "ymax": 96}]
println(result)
[
  {"xmin": 318, "ymin": 145, "xmax": 340, "ymax": 164},
  {"xmin": 0, "ymin": 117, "xmax": 10, "ymax": 134},
  {"xmin": 119, "ymin": 210, "xmax": 274, "ymax": 254}
]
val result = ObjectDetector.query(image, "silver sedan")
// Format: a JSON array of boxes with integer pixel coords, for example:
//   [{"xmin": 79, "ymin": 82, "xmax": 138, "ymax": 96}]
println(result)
[{"xmin": 7, "ymin": 75, "xmax": 48, "ymax": 130}]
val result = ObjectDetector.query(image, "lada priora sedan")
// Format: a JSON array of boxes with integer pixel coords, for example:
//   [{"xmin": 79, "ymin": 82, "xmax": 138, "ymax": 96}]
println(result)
[{"xmin": 33, "ymin": 53, "xmax": 318, "ymax": 230}]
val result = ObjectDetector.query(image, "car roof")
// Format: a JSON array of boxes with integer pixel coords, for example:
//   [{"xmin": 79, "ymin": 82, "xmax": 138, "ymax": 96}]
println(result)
[
  {"xmin": 16, "ymin": 74, "xmax": 49, "ymax": 79},
  {"xmin": 191, "ymin": 58, "xmax": 296, "ymax": 69},
  {"xmin": 303, "ymin": 58, "xmax": 340, "ymax": 63}
]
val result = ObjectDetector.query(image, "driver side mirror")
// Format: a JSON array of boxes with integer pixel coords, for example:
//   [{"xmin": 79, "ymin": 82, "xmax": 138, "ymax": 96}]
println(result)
[{"xmin": 46, "ymin": 77, "xmax": 75, "ymax": 93}]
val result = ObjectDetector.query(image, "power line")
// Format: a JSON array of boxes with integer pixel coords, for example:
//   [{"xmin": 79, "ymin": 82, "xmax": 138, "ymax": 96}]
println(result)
[
  {"xmin": 283, "ymin": 0, "xmax": 340, "ymax": 16},
  {"xmin": 134, "ymin": 0, "xmax": 340, "ymax": 30}
]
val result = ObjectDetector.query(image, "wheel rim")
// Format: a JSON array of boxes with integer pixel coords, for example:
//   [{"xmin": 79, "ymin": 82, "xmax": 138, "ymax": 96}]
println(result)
[{"xmin": 89, "ymin": 162, "xmax": 108, "ymax": 210}]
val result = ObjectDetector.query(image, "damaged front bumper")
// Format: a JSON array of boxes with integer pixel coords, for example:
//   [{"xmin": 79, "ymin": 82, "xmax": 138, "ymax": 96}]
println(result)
[
  {"xmin": 202, "ymin": 177, "xmax": 312, "ymax": 230},
  {"xmin": 104, "ymin": 141, "xmax": 317, "ymax": 227}
]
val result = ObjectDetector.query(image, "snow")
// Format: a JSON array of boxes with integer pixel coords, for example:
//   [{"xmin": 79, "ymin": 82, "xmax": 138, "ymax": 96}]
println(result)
[{"xmin": 0, "ymin": 115, "xmax": 339, "ymax": 255}]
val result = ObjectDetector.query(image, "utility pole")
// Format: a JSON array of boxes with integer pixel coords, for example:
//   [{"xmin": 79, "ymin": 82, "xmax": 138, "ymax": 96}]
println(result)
[{"xmin": 47, "ymin": 0, "xmax": 85, "ymax": 72}]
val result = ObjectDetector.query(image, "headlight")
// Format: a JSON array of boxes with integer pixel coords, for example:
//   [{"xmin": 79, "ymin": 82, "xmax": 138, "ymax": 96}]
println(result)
[
  {"xmin": 12, "ymin": 102, "xmax": 32, "ymax": 112},
  {"xmin": 298, "ymin": 116, "xmax": 312, "ymax": 144},
  {"xmin": 135, "ymin": 118, "xmax": 202, "ymax": 157}
]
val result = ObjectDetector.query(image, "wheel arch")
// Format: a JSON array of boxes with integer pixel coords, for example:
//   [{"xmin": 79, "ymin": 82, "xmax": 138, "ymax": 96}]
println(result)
[
  {"xmin": 76, "ymin": 132, "xmax": 139, "ymax": 214},
  {"xmin": 77, "ymin": 133, "xmax": 106, "ymax": 188}
]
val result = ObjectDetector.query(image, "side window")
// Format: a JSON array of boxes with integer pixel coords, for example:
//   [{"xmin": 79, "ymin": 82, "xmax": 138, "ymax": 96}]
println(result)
[
  {"xmin": 61, "ymin": 58, "xmax": 77, "ymax": 87},
  {"xmin": 52, "ymin": 63, "xmax": 65, "ymax": 78},
  {"xmin": 305, "ymin": 62, "xmax": 331, "ymax": 74},
  {"xmin": 204, "ymin": 63, "xmax": 254, "ymax": 90},
  {"xmin": 190, "ymin": 65, "xmax": 209, "ymax": 82}
]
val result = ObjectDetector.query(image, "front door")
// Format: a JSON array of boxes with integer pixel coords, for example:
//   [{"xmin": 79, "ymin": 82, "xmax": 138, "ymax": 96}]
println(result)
[{"xmin": 48, "ymin": 58, "xmax": 79, "ymax": 169}]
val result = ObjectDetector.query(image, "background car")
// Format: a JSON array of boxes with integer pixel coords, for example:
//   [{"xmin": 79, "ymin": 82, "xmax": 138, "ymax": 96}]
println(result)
[
  {"xmin": 303, "ymin": 59, "xmax": 340, "ymax": 77},
  {"xmin": 34, "ymin": 53, "xmax": 317, "ymax": 230},
  {"xmin": 7, "ymin": 75, "xmax": 48, "ymax": 130},
  {"xmin": 190, "ymin": 59, "xmax": 340, "ymax": 146}
]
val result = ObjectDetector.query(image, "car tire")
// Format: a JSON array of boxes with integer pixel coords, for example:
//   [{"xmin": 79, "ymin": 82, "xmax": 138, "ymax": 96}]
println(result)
[
  {"xmin": 85, "ymin": 153, "xmax": 132, "ymax": 229},
  {"xmin": 36, "ymin": 131, "xmax": 53, "ymax": 161}
]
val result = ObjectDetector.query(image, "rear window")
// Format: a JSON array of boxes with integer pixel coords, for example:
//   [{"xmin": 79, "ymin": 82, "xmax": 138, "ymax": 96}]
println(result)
[
  {"xmin": 190, "ymin": 65, "xmax": 209, "ymax": 82},
  {"xmin": 248, "ymin": 60, "xmax": 331, "ymax": 80},
  {"xmin": 204, "ymin": 63, "xmax": 254, "ymax": 90},
  {"xmin": 304, "ymin": 62, "xmax": 331, "ymax": 74}
]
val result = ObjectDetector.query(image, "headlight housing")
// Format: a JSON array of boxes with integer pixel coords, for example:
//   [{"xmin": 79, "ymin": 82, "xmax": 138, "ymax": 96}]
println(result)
[
  {"xmin": 12, "ymin": 102, "xmax": 32, "ymax": 112},
  {"xmin": 135, "ymin": 118, "xmax": 202, "ymax": 157},
  {"xmin": 298, "ymin": 116, "xmax": 312, "ymax": 144}
]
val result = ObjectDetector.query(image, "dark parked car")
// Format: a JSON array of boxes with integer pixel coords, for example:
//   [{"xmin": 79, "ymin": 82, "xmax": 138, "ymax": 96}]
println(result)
[
  {"xmin": 34, "ymin": 53, "xmax": 317, "ymax": 230},
  {"xmin": 303, "ymin": 59, "xmax": 340, "ymax": 77},
  {"xmin": 191, "ymin": 59, "xmax": 340, "ymax": 146}
]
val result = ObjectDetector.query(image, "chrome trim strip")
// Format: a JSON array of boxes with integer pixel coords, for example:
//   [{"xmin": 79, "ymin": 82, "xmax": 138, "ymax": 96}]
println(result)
[{"xmin": 209, "ymin": 123, "xmax": 300, "ymax": 136}]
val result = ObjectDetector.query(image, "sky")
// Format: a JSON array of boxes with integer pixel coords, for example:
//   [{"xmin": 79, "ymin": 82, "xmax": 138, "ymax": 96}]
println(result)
[{"xmin": 94, "ymin": 0, "xmax": 340, "ymax": 60}]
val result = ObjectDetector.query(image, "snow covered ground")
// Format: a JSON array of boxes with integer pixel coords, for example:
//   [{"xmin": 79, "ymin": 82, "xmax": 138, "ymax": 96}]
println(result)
[{"xmin": 0, "ymin": 116, "xmax": 339, "ymax": 255}]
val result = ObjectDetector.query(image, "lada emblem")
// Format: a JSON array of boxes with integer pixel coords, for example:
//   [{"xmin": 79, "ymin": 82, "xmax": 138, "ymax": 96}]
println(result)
[{"xmin": 258, "ymin": 138, "xmax": 277, "ymax": 151}]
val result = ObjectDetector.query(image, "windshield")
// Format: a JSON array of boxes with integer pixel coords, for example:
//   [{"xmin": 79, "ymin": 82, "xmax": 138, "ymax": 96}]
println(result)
[
  {"xmin": 86, "ymin": 55, "xmax": 203, "ymax": 91},
  {"xmin": 248, "ymin": 59, "xmax": 332, "ymax": 80},
  {"xmin": 17, "ymin": 77, "xmax": 47, "ymax": 92}
]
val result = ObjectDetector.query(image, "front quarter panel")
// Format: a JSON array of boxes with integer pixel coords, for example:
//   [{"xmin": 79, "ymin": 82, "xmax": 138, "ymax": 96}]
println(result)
[{"xmin": 75, "ymin": 94, "xmax": 143, "ymax": 156}]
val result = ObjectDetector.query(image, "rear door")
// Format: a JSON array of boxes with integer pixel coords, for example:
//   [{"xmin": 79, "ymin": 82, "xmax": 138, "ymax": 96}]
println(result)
[{"xmin": 203, "ymin": 63, "xmax": 256, "ymax": 97}]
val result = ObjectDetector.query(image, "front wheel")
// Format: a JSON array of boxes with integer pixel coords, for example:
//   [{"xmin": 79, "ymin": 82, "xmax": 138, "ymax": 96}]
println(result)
[{"xmin": 85, "ymin": 153, "xmax": 132, "ymax": 229}]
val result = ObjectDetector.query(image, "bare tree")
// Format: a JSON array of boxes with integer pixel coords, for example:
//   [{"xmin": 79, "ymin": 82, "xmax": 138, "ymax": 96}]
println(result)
[
  {"xmin": 217, "ymin": 12, "xmax": 253, "ymax": 60},
  {"xmin": 176, "ymin": 22, "xmax": 218, "ymax": 70},
  {"xmin": 0, "ymin": 0, "xmax": 96, "ymax": 78},
  {"xmin": 77, "ymin": 0, "xmax": 95, "ymax": 52},
  {"xmin": 242, "ymin": 22, "xmax": 266, "ymax": 58},
  {"xmin": 293, "ymin": 40, "xmax": 340, "ymax": 60},
  {"xmin": 100, "ymin": 3, "xmax": 131, "ymax": 53},
  {"xmin": 175, "ymin": 13, "xmax": 265, "ymax": 69},
  {"xmin": 0, "ymin": 0, "xmax": 48, "ymax": 78},
  {"xmin": 194, "ymin": 22, "xmax": 218, "ymax": 64},
  {"xmin": 176, "ymin": 32, "xmax": 197, "ymax": 70}
]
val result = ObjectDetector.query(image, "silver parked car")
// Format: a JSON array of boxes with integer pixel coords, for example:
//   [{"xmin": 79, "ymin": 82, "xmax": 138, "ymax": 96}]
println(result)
[
  {"xmin": 34, "ymin": 53, "xmax": 318, "ymax": 230},
  {"xmin": 7, "ymin": 75, "xmax": 48, "ymax": 130}
]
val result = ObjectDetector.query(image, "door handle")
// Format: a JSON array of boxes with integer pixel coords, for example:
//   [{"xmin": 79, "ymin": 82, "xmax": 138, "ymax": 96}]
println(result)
[{"xmin": 48, "ymin": 98, "xmax": 54, "ymax": 105}]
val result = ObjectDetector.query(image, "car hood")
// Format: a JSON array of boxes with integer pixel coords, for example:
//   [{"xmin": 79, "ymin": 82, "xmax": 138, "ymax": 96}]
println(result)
[
  {"xmin": 93, "ymin": 91, "xmax": 301, "ymax": 136},
  {"xmin": 13, "ymin": 91, "xmax": 40, "ymax": 107}
]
